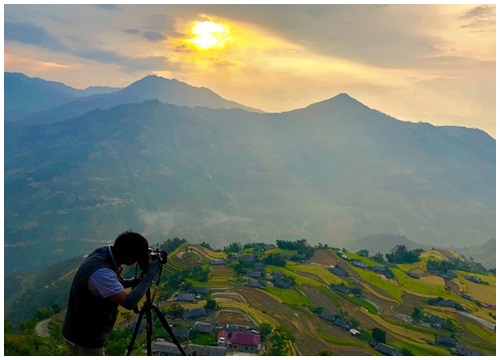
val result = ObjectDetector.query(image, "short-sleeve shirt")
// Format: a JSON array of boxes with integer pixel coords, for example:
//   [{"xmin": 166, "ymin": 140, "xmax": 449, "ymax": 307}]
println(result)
[
  {"xmin": 87, "ymin": 246, "xmax": 124, "ymax": 298},
  {"xmin": 88, "ymin": 268, "xmax": 125, "ymax": 298}
]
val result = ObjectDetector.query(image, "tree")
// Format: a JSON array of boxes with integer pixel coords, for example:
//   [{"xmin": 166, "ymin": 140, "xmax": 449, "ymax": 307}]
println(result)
[
  {"xmin": 372, "ymin": 252, "xmax": 385, "ymax": 263},
  {"xmin": 411, "ymin": 307, "xmax": 422, "ymax": 322},
  {"xmin": 204, "ymin": 299, "xmax": 218, "ymax": 310},
  {"xmin": 224, "ymin": 242, "xmax": 242, "ymax": 253},
  {"xmin": 371, "ymin": 327, "xmax": 386, "ymax": 343},
  {"xmin": 259, "ymin": 322, "xmax": 273, "ymax": 341},
  {"xmin": 357, "ymin": 249, "xmax": 369, "ymax": 257},
  {"xmin": 268, "ymin": 325, "xmax": 295, "ymax": 355},
  {"xmin": 165, "ymin": 304, "xmax": 184, "ymax": 318},
  {"xmin": 264, "ymin": 253, "xmax": 286, "ymax": 266},
  {"xmin": 401, "ymin": 347, "xmax": 414, "ymax": 356},
  {"xmin": 386, "ymin": 245, "xmax": 422, "ymax": 264}
]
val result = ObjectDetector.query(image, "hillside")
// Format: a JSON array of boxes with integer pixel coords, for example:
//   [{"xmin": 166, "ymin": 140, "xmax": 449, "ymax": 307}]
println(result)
[
  {"xmin": 5, "ymin": 91, "xmax": 495, "ymax": 275},
  {"xmin": 5, "ymin": 242, "xmax": 495, "ymax": 356}
]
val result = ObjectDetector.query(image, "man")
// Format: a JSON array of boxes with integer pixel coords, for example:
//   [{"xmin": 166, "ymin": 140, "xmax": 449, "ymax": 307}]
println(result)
[{"xmin": 62, "ymin": 231, "xmax": 162, "ymax": 355}]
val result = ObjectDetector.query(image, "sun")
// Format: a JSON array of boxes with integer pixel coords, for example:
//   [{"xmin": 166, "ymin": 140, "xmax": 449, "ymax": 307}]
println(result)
[{"xmin": 190, "ymin": 21, "xmax": 231, "ymax": 49}]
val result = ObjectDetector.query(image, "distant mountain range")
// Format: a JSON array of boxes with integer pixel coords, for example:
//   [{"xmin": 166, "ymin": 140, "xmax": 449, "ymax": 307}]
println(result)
[
  {"xmin": 5, "ymin": 73, "xmax": 262, "ymax": 125},
  {"xmin": 4, "ymin": 73, "xmax": 495, "ymax": 275}
]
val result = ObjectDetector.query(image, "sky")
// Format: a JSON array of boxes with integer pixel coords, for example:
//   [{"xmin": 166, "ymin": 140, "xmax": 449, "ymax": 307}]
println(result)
[{"xmin": 3, "ymin": 3, "xmax": 497, "ymax": 137}]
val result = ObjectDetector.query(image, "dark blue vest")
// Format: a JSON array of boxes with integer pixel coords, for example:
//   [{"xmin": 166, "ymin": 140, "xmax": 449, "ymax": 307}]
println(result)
[{"xmin": 62, "ymin": 246, "xmax": 119, "ymax": 348}]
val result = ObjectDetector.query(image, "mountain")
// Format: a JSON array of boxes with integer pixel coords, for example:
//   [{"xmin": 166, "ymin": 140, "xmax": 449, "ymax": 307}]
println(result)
[
  {"xmin": 4, "ymin": 72, "xmax": 121, "ymax": 121},
  {"xmin": 349, "ymin": 234, "xmax": 426, "ymax": 255},
  {"xmin": 5, "ymin": 72, "xmax": 77, "ymax": 120},
  {"xmin": 4, "ymin": 88, "xmax": 495, "ymax": 275},
  {"xmin": 449, "ymin": 238, "xmax": 496, "ymax": 270},
  {"xmin": 14, "ymin": 74, "xmax": 262, "ymax": 125}
]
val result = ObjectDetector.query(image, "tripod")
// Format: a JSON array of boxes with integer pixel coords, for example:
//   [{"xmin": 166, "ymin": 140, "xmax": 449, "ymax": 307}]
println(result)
[{"xmin": 126, "ymin": 285, "xmax": 186, "ymax": 355}]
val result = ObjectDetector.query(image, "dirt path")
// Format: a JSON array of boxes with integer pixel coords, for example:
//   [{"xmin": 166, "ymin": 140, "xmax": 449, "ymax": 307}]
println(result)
[{"xmin": 35, "ymin": 318, "xmax": 51, "ymax": 338}]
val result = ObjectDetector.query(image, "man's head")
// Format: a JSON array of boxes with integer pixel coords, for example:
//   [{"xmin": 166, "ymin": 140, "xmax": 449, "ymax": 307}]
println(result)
[{"xmin": 112, "ymin": 231, "xmax": 149, "ymax": 266}]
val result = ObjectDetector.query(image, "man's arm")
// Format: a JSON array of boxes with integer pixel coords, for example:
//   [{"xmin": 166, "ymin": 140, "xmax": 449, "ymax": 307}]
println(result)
[{"xmin": 110, "ymin": 260, "xmax": 160, "ymax": 310}]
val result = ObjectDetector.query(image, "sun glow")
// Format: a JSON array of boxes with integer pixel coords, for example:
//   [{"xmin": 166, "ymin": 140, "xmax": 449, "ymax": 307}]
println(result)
[{"xmin": 190, "ymin": 21, "xmax": 231, "ymax": 49}]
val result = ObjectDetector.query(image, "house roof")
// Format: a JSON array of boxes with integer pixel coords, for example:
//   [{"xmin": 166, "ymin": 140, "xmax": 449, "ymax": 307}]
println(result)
[
  {"xmin": 193, "ymin": 321, "xmax": 215, "ymax": 333},
  {"xmin": 218, "ymin": 329, "xmax": 229, "ymax": 339},
  {"xmin": 183, "ymin": 307, "xmax": 207, "ymax": 319},
  {"xmin": 175, "ymin": 293, "xmax": 196, "ymax": 301},
  {"xmin": 374, "ymin": 343, "xmax": 402, "ymax": 356},
  {"xmin": 190, "ymin": 287, "xmax": 210, "ymax": 295},
  {"xmin": 230, "ymin": 331, "xmax": 261, "ymax": 347},
  {"xmin": 171, "ymin": 326, "xmax": 190, "ymax": 340},
  {"xmin": 152, "ymin": 341, "xmax": 228, "ymax": 356}
]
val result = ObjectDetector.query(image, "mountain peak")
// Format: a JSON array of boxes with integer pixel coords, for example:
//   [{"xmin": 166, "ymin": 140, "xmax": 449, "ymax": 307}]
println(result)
[{"xmin": 304, "ymin": 92, "xmax": 370, "ymax": 112}]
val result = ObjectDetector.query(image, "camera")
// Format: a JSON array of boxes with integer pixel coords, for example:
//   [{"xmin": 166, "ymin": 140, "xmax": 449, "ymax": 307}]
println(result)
[{"xmin": 149, "ymin": 248, "xmax": 168, "ymax": 265}]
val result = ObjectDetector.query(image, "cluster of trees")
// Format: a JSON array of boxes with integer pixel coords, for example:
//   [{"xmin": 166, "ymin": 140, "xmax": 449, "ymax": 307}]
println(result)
[
  {"xmin": 276, "ymin": 239, "xmax": 314, "ymax": 260},
  {"xmin": 427, "ymin": 257, "xmax": 489, "ymax": 275},
  {"xmin": 356, "ymin": 245, "xmax": 423, "ymax": 264},
  {"xmin": 259, "ymin": 322, "xmax": 295, "ymax": 356},
  {"xmin": 264, "ymin": 253, "xmax": 286, "ymax": 266},
  {"xmin": 385, "ymin": 245, "xmax": 423, "ymax": 264}
]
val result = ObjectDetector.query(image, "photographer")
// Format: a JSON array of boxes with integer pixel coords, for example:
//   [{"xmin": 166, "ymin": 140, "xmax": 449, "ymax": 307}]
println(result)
[{"xmin": 62, "ymin": 231, "xmax": 163, "ymax": 356}]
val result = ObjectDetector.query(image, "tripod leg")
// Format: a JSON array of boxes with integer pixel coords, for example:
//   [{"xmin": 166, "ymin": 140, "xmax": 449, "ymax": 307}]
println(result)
[
  {"xmin": 126, "ymin": 307, "xmax": 146, "ymax": 356},
  {"xmin": 152, "ymin": 305, "xmax": 187, "ymax": 356},
  {"xmin": 146, "ymin": 305, "xmax": 153, "ymax": 356}
]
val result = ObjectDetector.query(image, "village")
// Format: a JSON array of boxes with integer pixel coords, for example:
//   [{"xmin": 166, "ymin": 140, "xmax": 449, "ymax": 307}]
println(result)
[{"xmin": 113, "ymin": 240, "xmax": 494, "ymax": 356}]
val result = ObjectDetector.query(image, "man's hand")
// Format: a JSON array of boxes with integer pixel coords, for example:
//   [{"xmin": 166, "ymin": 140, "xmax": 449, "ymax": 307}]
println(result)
[{"xmin": 138, "ymin": 253, "xmax": 152, "ymax": 271}]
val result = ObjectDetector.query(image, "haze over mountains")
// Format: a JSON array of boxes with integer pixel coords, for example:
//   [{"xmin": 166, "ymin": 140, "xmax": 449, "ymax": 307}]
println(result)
[{"xmin": 4, "ymin": 73, "xmax": 495, "ymax": 275}]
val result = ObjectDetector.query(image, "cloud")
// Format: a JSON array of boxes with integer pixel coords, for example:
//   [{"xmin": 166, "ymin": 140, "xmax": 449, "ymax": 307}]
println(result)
[
  {"xmin": 5, "ymin": 21, "xmax": 67, "ymax": 51},
  {"xmin": 88, "ymin": 4, "xmax": 119, "ymax": 11},
  {"xmin": 5, "ymin": 21, "xmax": 171, "ymax": 73},
  {"xmin": 125, "ymin": 28, "xmax": 140, "ymax": 34},
  {"xmin": 459, "ymin": 5, "xmax": 495, "ymax": 29},
  {"xmin": 143, "ymin": 31, "xmax": 166, "ymax": 42}
]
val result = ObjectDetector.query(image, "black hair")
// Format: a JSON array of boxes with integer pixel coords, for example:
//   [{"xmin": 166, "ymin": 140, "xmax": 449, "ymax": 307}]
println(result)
[{"xmin": 113, "ymin": 231, "xmax": 149, "ymax": 263}]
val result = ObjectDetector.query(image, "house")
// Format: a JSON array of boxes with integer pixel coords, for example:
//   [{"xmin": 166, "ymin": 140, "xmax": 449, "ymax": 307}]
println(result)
[
  {"xmin": 407, "ymin": 272, "xmax": 420, "ymax": 279},
  {"xmin": 329, "ymin": 266, "xmax": 348, "ymax": 277},
  {"xmin": 261, "ymin": 244, "xmax": 276, "ymax": 251},
  {"xmin": 170, "ymin": 326, "xmax": 190, "ymax": 341},
  {"xmin": 424, "ymin": 315, "xmax": 445, "ymax": 329},
  {"xmin": 333, "ymin": 317, "xmax": 352, "ymax": 330},
  {"xmin": 436, "ymin": 336, "xmax": 458, "ymax": 348},
  {"xmin": 332, "ymin": 284, "xmax": 351, "ymax": 294},
  {"xmin": 349, "ymin": 329, "xmax": 361, "ymax": 336},
  {"xmin": 254, "ymin": 263, "xmax": 266, "ymax": 271},
  {"xmin": 271, "ymin": 270, "xmax": 283, "ymax": 277},
  {"xmin": 174, "ymin": 293, "xmax": 196, "ymax": 302},
  {"xmin": 245, "ymin": 279, "xmax": 265, "ymax": 289},
  {"xmin": 459, "ymin": 293, "xmax": 475, "ymax": 301},
  {"xmin": 183, "ymin": 307, "xmax": 207, "ymax": 320},
  {"xmin": 466, "ymin": 275, "xmax": 486, "ymax": 284},
  {"xmin": 222, "ymin": 324, "xmax": 252, "ymax": 336},
  {"xmin": 229, "ymin": 331, "xmax": 261, "ymax": 353},
  {"xmin": 247, "ymin": 270, "xmax": 262, "ymax": 278},
  {"xmin": 189, "ymin": 287, "xmax": 210, "ymax": 295},
  {"xmin": 152, "ymin": 341, "xmax": 228, "ymax": 356},
  {"xmin": 211, "ymin": 259, "xmax": 226, "ymax": 266},
  {"xmin": 274, "ymin": 279, "xmax": 292, "ymax": 289},
  {"xmin": 217, "ymin": 329, "xmax": 229, "ymax": 347},
  {"xmin": 351, "ymin": 260, "xmax": 369, "ymax": 269},
  {"xmin": 373, "ymin": 343, "xmax": 402, "ymax": 356},
  {"xmin": 319, "ymin": 312, "xmax": 337, "ymax": 323},
  {"xmin": 193, "ymin": 321, "xmax": 216, "ymax": 334},
  {"xmin": 452, "ymin": 347, "xmax": 482, "ymax": 356}
]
